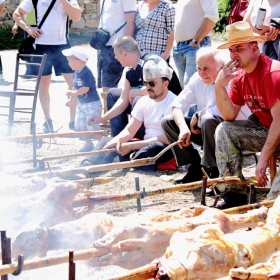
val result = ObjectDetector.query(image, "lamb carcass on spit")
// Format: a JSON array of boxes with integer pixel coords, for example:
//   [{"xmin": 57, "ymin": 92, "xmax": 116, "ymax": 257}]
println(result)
[
  {"xmin": 11, "ymin": 206, "xmax": 268, "ymax": 267},
  {"xmin": 0, "ymin": 181, "xmax": 82, "ymax": 234},
  {"xmin": 88, "ymin": 206, "xmax": 268, "ymax": 269},
  {"xmin": 229, "ymin": 250, "xmax": 280, "ymax": 279},
  {"xmin": 156, "ymin": 196, "xmax": 280, "ymax": 280}
]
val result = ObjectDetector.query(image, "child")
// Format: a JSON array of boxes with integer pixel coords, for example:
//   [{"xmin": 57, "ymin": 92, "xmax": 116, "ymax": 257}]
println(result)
[{"xmin": 62, "ymin": 46, "xmax": 102, "ymax": 152}]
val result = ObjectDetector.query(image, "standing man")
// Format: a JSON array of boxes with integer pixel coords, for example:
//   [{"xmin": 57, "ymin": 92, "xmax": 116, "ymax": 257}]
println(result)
[
  {"xmin": 173, "ymin": 0, "xmax": 219, "ymax": 87},
  {"xmin": 98, "ymin": 0, "xmax": 136, "ymax": 92},
  {"xmin": 215, "ymin": 21, "xmax": 280, "ymax": 209},
  {"xmin": 13, "ymin": 0, "xmax": 82, "ymax": 133}
]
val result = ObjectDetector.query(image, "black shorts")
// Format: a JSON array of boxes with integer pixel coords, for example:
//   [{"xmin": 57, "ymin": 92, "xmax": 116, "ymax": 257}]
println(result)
[{"xmin": 35, "ymin": 43, "xmax": 74, "ymax": 76}]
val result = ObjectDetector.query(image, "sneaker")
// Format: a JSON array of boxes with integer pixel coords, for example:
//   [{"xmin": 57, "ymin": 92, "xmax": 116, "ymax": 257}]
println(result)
[
  {"xmin": 205, "ymin": 187, "xmax": 220, "ymax": 197},
  {"xmin": 69, "ymin": 121, "xmax": 75, "ymax": 130},
  {"xmin": 43, "ymin": 119, "xmax": 54, "ymax": 133},
  {"xmin": 174, "ymin": 163, "xmax": 203, "ymax": 184},
  {"xmin": 79, "ymin": 141, "xmax": 94, "ymax": 152},
  {"xmin": 216, "ymin": 192, "xmax": 248, "ymax": 209}
]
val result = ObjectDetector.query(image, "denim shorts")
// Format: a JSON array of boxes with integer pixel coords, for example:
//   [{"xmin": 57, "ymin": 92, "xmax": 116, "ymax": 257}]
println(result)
[
  {"xmin": 98, "ymin": 46, "xmax": 123, "ymax": 88},
  {"xmin": 75, "ymin": 100, "xmax": 102, "ymax": 131},
  {"xmin": 35, "ymin": 43, "xmax": 74, "ymax": 76}
]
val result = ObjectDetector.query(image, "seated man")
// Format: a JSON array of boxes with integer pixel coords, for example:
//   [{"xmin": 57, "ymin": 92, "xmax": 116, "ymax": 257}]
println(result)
[
  {"xmin": 103, "ymin": 56, "xmax": 176, "ymax": 170},
  {"xmin": 215, "ymin": 21, "xmax": 280, "ymax": 209},
  {"xmin": 88, "ymin": 36, "xmax": 181, "ymax": 138},
  {"xmin": 161, "ymin": 46, "xmax": 251, "ymax": 183}
]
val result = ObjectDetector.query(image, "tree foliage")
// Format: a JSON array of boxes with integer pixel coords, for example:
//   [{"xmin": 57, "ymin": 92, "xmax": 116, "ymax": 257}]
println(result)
[{"xmin": 214, "ymin": 0, "xmax": 232, "ymax": 36}]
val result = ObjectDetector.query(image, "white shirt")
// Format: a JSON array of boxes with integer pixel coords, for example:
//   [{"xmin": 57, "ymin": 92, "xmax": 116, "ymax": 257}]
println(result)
[
  {"xmin": 20, "ymin": 0, "xmax": 78, "ymax": 45},
  {"xmin": 132, "ymin": 91, "xmax": 176, "ymax": 140},
  {"xmin": 100, "ymin": 0, "xmax": 137, "ymax": 46},
  {"xmin": 171, "ymin": 72, "xmax": 251, "ymax": 126},
  {"xmin": 174, "ymin": 0, "xmax": 219, "ymax": 42}
]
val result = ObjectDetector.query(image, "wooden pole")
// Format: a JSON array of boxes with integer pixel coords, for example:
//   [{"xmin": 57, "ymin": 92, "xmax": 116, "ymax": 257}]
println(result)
[
  {"xmin": 0, "ymin": 130, "xmax": 109, "ymax": 142},
  {"xmin": 72, "ymin": 177, "xmax": 248, "ymax": 208},
  {"xmin": 0, "ymin": 247, "xmax": 106, "ymax": 276}
]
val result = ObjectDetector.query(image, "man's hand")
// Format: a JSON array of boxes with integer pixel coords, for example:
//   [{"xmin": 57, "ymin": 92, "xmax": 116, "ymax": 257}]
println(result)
[
  {"xmin": 88, "ymin": 115, "xmax": 104, "ymax": 125},
  {"xmin": 28, "ymin": 27, "xmax": 43, "ymax": 38},
  {"xmin": 215, "ymin": 60, "xmax": 239, "ymax": 88},
  {"xmin": 178, "ymin": 128, "xmax": 191, "ymax": 148},
  {"xmin": 255, "ymin": 159, "xmax": 269, "ymax": 187},
  {"xmin": 190, "ymin": 113, "xmax": 201, "ymax": 134},
  {"xmin": 116, "ymin": 142, "xmax": 133, "ymax": 156},
  {"xmin": 65, "ymin": 96, "xmax": 77, "ymax": 107},
  {"xmin": 12, "ymin": 24, "xmax": 18, "ymax": 35}
]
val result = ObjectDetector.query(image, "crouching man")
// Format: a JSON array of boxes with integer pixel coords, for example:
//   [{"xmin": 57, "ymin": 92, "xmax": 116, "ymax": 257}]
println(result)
[
  {"xmin": 215, "ymin": 21, "xmax": 280, "ymax": 209},
  {"xmin": 103, "ymin": 56, "xmax": 177, "ymax": 170}
]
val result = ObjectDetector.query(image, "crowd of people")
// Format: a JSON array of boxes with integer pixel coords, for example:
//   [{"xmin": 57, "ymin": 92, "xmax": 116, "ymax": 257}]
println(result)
[{"xmin": 0, "ymin": 0, "xmax": 280, "ymax": 209}]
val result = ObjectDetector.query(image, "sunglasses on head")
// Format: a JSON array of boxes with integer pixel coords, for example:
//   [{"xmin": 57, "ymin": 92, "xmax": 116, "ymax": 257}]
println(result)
[{"xmin": 143, "ymin": 81, "xmax": 156, "ymax": 87}]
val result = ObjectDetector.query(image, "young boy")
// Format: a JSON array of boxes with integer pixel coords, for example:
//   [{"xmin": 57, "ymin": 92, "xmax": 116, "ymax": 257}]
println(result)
[{"xmin": 62, "ymin": 46, "xmax": 102, "ymax": 152}]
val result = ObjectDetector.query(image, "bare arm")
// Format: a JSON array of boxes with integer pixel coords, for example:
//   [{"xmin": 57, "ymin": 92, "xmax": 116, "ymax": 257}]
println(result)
[
  {"xmin": 189, "ymin": 18, "xmax": 216, "ymax": 47},
  {"xmin": 172, "ymin": 108, "xmax": 191, "ymax": 148},
  {"xmin": 124, "ymin": 12, "xmax": 136, "ymax": 37},
  {"xmin": 243, "ymin": 0, "xmax": 254, "ymax": 25},
  {"xmin": 89, "ymin": 79, "xmax": 131, "ymax": 124},
  {"xmin": 256, "ymin": 101, "xmax": 280, "ymax": 186},
  {"xmin": 60, "ymin": 0, "xmax": 81, "ymax": 21},
  {"xmin": 161, "ymin": 30, "xmax": 174, "ymax": 61},
  {"xmin": 215, "ymin": 61, "xmax": 241, "ymax": 120},
  {"xmin": 13, "ymin": 7, "xmax": 41, "ymax": 38}
]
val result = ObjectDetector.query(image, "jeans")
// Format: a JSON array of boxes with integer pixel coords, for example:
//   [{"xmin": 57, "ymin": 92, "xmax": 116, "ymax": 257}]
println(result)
[{"xmin": 173, "ymin": 36, "xmax": 211, "ymax": 87}]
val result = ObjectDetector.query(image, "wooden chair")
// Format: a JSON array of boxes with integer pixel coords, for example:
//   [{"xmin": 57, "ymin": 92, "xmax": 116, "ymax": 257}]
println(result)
[{"xmin": 0, "ymin": 53, "xmax": 47, "ymax": 135}]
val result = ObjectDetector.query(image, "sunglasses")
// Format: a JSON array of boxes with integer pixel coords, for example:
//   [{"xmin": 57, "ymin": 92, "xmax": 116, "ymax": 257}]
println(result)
[{"xmin": 143, "ymin": 81, "xmax": 156, "ymax": 87}]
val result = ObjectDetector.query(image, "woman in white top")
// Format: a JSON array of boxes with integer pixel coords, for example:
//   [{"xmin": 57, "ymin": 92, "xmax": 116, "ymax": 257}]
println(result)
[{"xmin": 243, "ymin": 0, "xmax": 280, "ymax": 59}]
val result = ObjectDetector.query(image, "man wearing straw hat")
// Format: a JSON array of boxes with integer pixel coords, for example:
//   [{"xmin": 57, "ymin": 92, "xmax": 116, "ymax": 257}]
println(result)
[{"xmin": 214, "ymin": 21, "xmax": 280, "ymax": 209}]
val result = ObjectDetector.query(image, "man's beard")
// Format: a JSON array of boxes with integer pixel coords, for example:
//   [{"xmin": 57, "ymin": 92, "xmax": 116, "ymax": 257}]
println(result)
[{"xmin": 148, "ymin": 89, "xmax": 164, "ymax": 100}]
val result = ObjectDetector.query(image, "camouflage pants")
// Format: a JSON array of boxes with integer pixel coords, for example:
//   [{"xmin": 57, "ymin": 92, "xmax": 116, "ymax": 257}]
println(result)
[{"xmin": 215, "ymin": 117, "xmax": 280, "ymax": 193}]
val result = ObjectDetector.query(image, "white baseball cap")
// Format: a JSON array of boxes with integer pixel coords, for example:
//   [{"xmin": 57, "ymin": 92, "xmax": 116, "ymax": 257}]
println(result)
[{"xmin": 62, "ymin": 46, "xmax": 89, "ymax": 62}]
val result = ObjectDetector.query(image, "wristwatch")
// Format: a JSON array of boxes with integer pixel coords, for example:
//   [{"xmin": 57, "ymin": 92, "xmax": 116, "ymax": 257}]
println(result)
[{"xmin": 192, "ymin": 39, "xmax": 200, "ymax": 45}]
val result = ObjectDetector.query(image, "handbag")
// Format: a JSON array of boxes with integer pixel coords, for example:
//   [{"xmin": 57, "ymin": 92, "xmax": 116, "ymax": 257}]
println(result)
[
  {"xmin": 90, "ymin": 0, "xmax": 127, "ymax": 50},
  {"xmin": 90, "ymin": 27, "xmax": 111, "ymax": 50},
  {"xmin": 18, "ymin": 0, "xmax": 56, "ymax": 61}
]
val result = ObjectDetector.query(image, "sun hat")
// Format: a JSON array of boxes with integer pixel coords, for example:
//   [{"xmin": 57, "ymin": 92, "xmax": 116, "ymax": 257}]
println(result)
[
  {"xmin": 62, "ymin": 46, "xmax": 89, "ymax": 62},
  {"xmin": 143, "ymin": 55, "xmax": 173, "ymax": 81},
  {"xmin": 218, "ymin": 21, "xmax": 265, "ymax": 49}
]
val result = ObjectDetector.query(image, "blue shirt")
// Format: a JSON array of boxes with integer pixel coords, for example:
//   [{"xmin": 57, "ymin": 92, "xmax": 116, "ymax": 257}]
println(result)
[{"xmin": 73, "ymin": 66, "xmax": 100, "ymax": 104}]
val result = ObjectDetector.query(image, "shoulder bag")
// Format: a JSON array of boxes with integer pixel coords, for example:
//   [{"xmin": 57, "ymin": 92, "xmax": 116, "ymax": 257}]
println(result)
[{"xmin": 90, "ymin": 0, "xmax": 127, "ymax": 50}]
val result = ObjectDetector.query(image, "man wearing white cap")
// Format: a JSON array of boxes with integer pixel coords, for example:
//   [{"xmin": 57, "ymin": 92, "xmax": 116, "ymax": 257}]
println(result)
[
  {"xmin": 214, "ymin": 21, "xmax": 280, "ymax": 208},
  {"xmin": 103, "ymin": 56, "xmax": 176, "ymax": 170},
  {"xmin": 62, "ymin": 46, "xmax": 102, "ymax": 152}
]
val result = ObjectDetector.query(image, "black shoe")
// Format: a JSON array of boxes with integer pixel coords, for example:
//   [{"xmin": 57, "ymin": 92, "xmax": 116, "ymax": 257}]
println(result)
[
  {"xmin": 43, "ymin": 119, "xmax": 54, "ymax": 133},
  {"xmin": 69, "ymin": 121, "xmax": 75, "ymax": 130},
  {"xmin": 202, "ymin": 166, "xmax": 219, "ymax": 178},
  {"xmin": 174, "ymin": 163, "xmax": 203, "ymax": 184},
  {"xmin": 216, "ymin": 192, "xmax": 248, "ymax": 209}
]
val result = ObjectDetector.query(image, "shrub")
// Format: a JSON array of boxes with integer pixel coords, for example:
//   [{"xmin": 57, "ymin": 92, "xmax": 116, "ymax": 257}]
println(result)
[
  {"xmin": 0, "ymin": 26, "xmax": 24, "ymax": 50},
  {"xmin": 214, "ymin": 0, "xmax": 232, "ymax": 37}
]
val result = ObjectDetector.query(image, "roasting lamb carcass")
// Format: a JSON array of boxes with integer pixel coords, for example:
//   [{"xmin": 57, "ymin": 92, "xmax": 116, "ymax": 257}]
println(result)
[
  {"xmin": 0, "ymin": 181, "xmax": 82, "ymax": 233},
  {"xmin": 88, "ymin": 206, "xmax": 268, "ymax": 269},
  {"xmin": 229, "ymin": 250, "xmax": 280, "ymax": 279},
  {"xmin": 156, "ymin": 196, "xmax": 280, "ymax": 280}
]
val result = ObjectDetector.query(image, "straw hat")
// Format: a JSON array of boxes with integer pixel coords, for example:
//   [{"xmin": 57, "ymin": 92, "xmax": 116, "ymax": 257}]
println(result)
[{"xmin": 218, "ymin": 21, "xmax": 265, "ymax": 49}]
